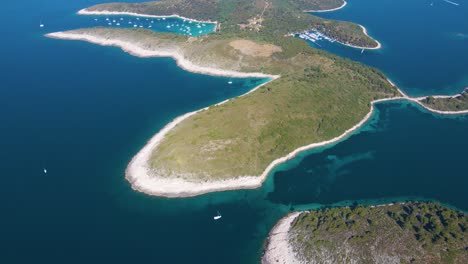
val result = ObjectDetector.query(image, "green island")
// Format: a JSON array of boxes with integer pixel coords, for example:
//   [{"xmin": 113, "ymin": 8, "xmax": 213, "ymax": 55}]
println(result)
[
  {"xmin": 419, "ymin": 89, "xmax": 468, "ymax": 112},
  {"xmin": 263, "ymin": 202, "xmax": 468, "ymax": 263},
  {"xmin": 83, "ymin": 0, "xmax": 379, "ymax": 49},
  {"xmin": 47, "ymin": 0, "xmax": 468, "ymax": 197},
  {"xmin": 288, "ymin": 0, "xmax": 345, "ymax": 12}
]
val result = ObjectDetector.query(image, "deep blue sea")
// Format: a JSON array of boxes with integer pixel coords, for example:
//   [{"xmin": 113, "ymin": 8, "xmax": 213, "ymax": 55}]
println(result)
[
  {"xmin": 309, "ymin": 0, "xmax": 468, "ymax": 96},
  {"xmin": 1, "ymin": 0, "xmax": 467, "ymax": 263}
]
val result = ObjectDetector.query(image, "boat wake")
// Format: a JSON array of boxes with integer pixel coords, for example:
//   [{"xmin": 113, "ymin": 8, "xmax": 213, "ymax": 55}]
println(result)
[{"xmin": 442, "ymin": 0, "xmax": 460, "ymax": 6}]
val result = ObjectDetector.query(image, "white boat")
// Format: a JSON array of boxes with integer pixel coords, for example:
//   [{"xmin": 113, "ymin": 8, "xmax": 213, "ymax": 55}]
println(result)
[
  {"xmin": 361, "ymin": 49, "xmax": 364, "ymax": 54},
  {"xmin": 213, "ymin": 211, "xmax": 222, "ymax": 220},
  {"xmin": 228, "ymin": 81, "xmax": 233, "ymax": 84},
  {"xmin": 39, "ymin": 23, "xmax": 44, "ymax": 28},
  {"xmin": 43, "ymin": 168, "xmax": 47, "ymax": 174}
]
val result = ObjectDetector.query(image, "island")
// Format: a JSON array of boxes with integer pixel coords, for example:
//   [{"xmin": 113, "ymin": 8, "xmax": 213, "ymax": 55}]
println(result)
[
  {"xmin": 46, "ymin": 0, "xmax": 468, "ymax": 197},
  {"xmin": 263, "ymin": 202, "xmax": 468, "ymax": 263},
  {"xmin": 291, "ymin": 0, "xmax": 347, "ymax": 12},
  {"xmin": 78, "ymin": 0, "xmax": 379, "ymax": 49},
  {"xmin": 418, "ymin": 88, "xmax": 468, "ymax": 114}
]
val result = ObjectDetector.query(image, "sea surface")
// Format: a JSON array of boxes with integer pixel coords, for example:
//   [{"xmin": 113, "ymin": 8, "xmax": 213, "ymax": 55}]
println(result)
[
  {"xmin": 1, "ymin": 0, "xmax": 467, "ymax": 263},
  {"xmin": 308, "ymin": 0, "xmax": 468, "ymax": 96}
]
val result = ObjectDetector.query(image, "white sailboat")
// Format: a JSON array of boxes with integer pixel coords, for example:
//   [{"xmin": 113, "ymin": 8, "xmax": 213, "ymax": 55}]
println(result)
[
  {"xmin": 227, "ymin": 81, "xmax": 233, "ymax": 84},
  {"xmin": 39, "ymin": 21, "xmax": 44, "ymax": 28},
  {"xmin": 43, "ymin": 168, "xmax": 47, "ymax": 174},
  {"xmin": 213, "ymin": 211, "xmax": 222, "ymax": 220}
]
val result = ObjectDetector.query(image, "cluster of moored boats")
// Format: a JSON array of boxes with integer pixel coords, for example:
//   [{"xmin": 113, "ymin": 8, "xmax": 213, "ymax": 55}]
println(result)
[
  {"xmin": 298, "ymin": 31, "xmax": 335, "ymax": 44},
  {"xmin": 97, "ymin": 17, "xmax": 210, "ymax": 36}
]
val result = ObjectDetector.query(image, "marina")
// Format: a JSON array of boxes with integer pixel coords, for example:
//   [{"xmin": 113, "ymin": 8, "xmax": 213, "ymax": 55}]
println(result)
[{"xmin": 298, "ymin": 30, "xmax": 335, "ymax": 44}]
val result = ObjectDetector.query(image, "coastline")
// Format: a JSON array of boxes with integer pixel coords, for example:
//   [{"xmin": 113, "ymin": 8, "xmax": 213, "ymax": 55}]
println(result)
[
  {"xmin": 77, "ymin": 9, "xmax": 218, "ymax": 25},
  {"xmin": 46, "ymin": 32, "xmax": 275, "ymax": 79},
  {"xmin": 295, "ymin": 24, "xmax": 381, "ymax": 50},
  {"xmin": 47, "ymin": 31, "xmax": 468, "ymax": 198},
  {"xmin": 336, "ymin": 25, "xmax": 382, "ymax": 50},
  {"xmin": 262, "ymin": 212, "xmax": 303, "ymax": 264},
  {"xmin": 303, "ymin": 0, "xmax": 347, "ymax": 13}
]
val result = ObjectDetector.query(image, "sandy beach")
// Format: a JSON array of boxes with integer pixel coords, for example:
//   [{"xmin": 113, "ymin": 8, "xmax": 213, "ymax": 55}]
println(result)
[
  {"xmin": 262, "ymin": 212, "xmax": 303, "ymax": 264},
  {"xmin": 303, "ymin": 0, "xmax": 347, "ymax": 13},
  {"xmin": 78, "ymin": 9, "xmax": 218, "ymax": 25},
  {"xmin": 47, "ymin": 31, "xmax": 468, "ymax": 198}
]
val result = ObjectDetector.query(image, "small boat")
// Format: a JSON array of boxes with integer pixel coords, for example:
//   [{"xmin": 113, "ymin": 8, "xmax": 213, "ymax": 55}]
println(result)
[
  {"xmin": 43, "ymin": 168, "xmax": 47, "ymax": 174},
  {"xmin": 361, "ymin": 49, "xmax": 364, "ymax": 54},
  {"xmin": 228, "ymin": 81, "xmax": 233, "ymax": 84},
  {"xmin": 39, "ymin": 23, "xmax": 44, "ymax": 28},
  {"xmin": 213, "ymin": 211, "xmax": 222, "ymax": 220}
]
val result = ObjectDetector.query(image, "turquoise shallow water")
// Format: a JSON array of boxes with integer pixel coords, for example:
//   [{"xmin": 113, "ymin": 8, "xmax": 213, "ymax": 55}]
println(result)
[{"xmin": 1, "ymin": 0, "xmax": 467, "ymax": 263}]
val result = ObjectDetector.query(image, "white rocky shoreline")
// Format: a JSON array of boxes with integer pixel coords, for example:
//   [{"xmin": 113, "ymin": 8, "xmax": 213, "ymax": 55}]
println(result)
[
  {"xmin": 46, "ymin": 29, "xmax": 468, "ymax": 198},
  {"xmin": 303, "ymin": 0, "xmax": 347, "ymax": 13}
]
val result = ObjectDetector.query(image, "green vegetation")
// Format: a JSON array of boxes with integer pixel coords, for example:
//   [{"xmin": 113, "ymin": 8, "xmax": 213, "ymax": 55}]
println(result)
[
  {"xmin": 288, "ymin": 202, "xmax": 468, "ymax": 263},
  {"xmin": 420, "ymin": 91, "xmax": 468, "ymax": 112},
  {"xmin": 288, "ymin": 0, "xmax": 344, "ymax": 11},
  {"xmin": 59, "ymin": 0, "xmax": 400, "ymax": 181},
  {"xmin": 85, "ymin": 0, "xmax": 379, "ymax": 48},
  {"xmin": 61, "ymin": 0, "xmax": 399, "ymax": 180}
]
